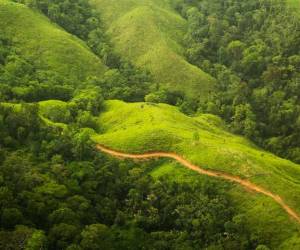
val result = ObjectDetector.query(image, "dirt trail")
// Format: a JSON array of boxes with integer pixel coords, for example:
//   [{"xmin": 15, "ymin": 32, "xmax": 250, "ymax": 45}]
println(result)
[{"xmin": 96, "ymin": 144, "xmax": 300, "ymax": 224}]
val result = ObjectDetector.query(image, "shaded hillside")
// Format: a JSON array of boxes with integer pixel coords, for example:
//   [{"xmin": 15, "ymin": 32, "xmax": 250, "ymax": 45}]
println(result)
[{"xmin": 0, "ymin": 0, "xmax": 106, "ymax": 87}]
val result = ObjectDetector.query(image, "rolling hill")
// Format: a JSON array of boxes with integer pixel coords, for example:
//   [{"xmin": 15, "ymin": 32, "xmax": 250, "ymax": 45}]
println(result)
[
  {"xmin": 4, "ymin": 97, "xmax": 300, "ymax": 248},
  {"xmin": 90, "ymin": 0, "xmax": 215, "ymax": 99},
  {"xmin": 92, "ymin": 100, "xmax": 300, "ymax": 249},
  {"xmin": 0, "ymin": 0, "xmax": 107, "ymax": 85}
]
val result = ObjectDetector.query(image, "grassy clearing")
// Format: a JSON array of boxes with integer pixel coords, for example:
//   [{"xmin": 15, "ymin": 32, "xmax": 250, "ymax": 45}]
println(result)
[
  {"xmin": 0, "ymin": 0, "xmax": 106, "ymax": 84},
  {"xmin": 92, "ymin": 100, "xmax": 300, "ymax": 249},
  {"xmin": 90, "ymin": 0, "xmax": 215, "ymax": 99}
]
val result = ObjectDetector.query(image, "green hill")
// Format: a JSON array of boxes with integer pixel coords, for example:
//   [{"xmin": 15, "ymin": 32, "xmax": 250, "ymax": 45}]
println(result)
[
  {"xmin": 92, "ymin": 100, "xmax": 300, "ymax": 249},
  {"xmin": 4, "ymin": 98, "xmax": 300, "ymax": 247},
  {"xmin": 0, "ymin": 0, "xmax": 106, "ymax": 85},
  {"xmin": 90, "ymin": 0, "xmax": 215, "ymax": 99}
]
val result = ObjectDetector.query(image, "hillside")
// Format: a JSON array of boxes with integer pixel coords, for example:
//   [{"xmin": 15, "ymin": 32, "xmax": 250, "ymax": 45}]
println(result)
[
  {"xmin": 3, "ymin": 97, "xmax": 300, "ymax": 248},
  {"xmin": 92, "ymin": 100, "xmax": 300, "ymax": 249},
  {"xmin": 90, "ymin": 0, "xmax": 215, "ymax": 99},
  {"xmin": 0, "ymin": 0, "xmax": 106, "ymax": 85}
]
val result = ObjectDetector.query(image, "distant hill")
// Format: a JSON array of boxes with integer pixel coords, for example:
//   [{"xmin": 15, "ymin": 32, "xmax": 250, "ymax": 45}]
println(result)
[
  {"xmin": 0, "ymin": 0, "xmax": 106, "ymax": 85},
  {"xmin": 90, "ymin": 0, "xmax": 215, "ymax": 99}
]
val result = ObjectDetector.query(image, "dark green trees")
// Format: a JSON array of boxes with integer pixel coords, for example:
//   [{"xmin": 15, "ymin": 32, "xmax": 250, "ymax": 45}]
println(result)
[{"xmin": 176, "ymin": 0, "xmax": 300, "ymax": 163}]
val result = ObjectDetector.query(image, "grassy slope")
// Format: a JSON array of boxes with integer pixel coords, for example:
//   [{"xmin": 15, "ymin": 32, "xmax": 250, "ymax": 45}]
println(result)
[
  {"xmin": 0, "ymin": 0, "xmax": 106, "ymax": 84},
  {"xmin": 90, "ymin": 0, "xmax": 215, "ymax": 99},
  {"xmin": 4, "ymin": 99, "xmax": 300, "ymax": 247},
  {"xmin": 288, "ymin": 0, "xmax": 300, "ymax": 9},
  {"xmin": 92, "ymin": 100, "xmax": 300, "ymax": 249}
]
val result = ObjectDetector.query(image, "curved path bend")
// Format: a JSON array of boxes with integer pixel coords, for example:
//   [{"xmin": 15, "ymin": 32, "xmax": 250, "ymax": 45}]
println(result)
[{"xmin": 96, "ymin": 144, "xmax": 300, "ymax": 224}]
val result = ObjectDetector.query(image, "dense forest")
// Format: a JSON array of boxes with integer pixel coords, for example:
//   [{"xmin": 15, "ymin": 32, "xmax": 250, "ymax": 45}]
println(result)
[{"xmin": 0, "ymin": 0, "xmax": 300, "ymax": 249}]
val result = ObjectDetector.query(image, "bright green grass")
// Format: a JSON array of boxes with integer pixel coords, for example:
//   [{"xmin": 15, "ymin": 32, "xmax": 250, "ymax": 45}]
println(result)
[
  {"xmin": 90, "ymin": 0, "xmax": 215, "ymax": 99},
  {"xmin": 287, "ymin": 0, "xmax": 300, "ymax": 17},
  {"xmin": 0, "ymin": 0, "xmax": 106, "ymax": 84},
  {"xmin": 287, "ymin": 0, "xmax": 300, "ymax": 10},
  {"xmin": 92, "ymin": 100, "xmax": 300, "ymax": 249}
]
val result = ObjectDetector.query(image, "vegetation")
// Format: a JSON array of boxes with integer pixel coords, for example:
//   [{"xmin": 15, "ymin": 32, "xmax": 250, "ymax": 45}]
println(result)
[
  {"xmin": 2, "ymin": 0, "xmax": 153, "ymax": 103},
  {"xmin": 90, "ymin": 0, "xmax": 216, "ymax": 99},
  {"xmin": 0, "ymin": 0, "xmax": 107, "ymax": 102},
  {"xmin": 287, "ymin": 0, "xmax": 300, "ymax": 10},
  {"xmin": 93, "ymin": 100, "xmax": 300, "ymax": 249},
  {"xmin": 1, "ymin": 0, "xmax": 300, "ymax": 249},
  {"xmin": 172, "ymin": 0, "xmax": 300, "ymax": 163},
  {"xmin": 0, "ymin": 100, "xmax": 266, "ymax": 249}
]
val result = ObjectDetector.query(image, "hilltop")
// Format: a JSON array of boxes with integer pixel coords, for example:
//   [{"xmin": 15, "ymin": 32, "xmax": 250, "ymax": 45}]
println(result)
[{"xmin": 90, "ymin": 0, "xmax": 215, "ymax": 99}]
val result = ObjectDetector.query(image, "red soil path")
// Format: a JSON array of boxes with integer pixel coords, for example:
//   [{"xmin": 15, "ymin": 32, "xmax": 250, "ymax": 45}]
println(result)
[{"xmin": 96, "ymin": 144, "xmax": 300, "ymax": 224}]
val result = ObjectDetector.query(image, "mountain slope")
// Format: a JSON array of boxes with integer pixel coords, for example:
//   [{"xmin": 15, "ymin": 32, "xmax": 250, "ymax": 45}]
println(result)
[
  {"xmin": 0, "ymin": 0, "xmax": 106, "ymax": 84},
  {"xmin": 90, "ymin": 0, "xmax": 215, "ymax": 99},
  {"xmin": 92, "ymin": 100, "xmax": 300, "ymax": 249}
]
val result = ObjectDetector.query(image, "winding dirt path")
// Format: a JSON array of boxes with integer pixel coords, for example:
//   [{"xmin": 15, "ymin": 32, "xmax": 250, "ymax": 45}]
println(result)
[{"xmin": 96, "ymin": 144, "xmax": 300, "ymax": 224}]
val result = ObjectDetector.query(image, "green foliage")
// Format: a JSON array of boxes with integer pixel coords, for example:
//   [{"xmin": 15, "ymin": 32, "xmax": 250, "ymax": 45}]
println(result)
[
  {"xmin": 26, "ymin": 230, "xmax": 47, "ymax": 250},
  {"xmin": 0, "ymin": 226, "xmax": 37, "ymax": 250},
  {"xmin": 71, "ymin": 88, "xmax": 104, "ymax": 116},
  {"xmin": 39, "ymin": 100, "xmax": 73, "ymax": 124},
  {"xmin": 17, "ymin": 0, "xmax": 101, "ymax": 41},
  {"xmin": 1, "ymin": 0, "xmax": 300, "ymax": 249},
  {"xmin": 0, "ymin": 0, "xmax": 106, "ymax": 102},
  {"xmin": 11, "ymin": 0, "xmax": 153, "ymax": 102},
  {"xmin": 0, "ymin": 103, "xmax": 40, "ymax": 147},
  {"xmin": 231, "ymin": 104, "xmax": 257, "ymax": 139},
  {"xmin": 256, "ymin": 245, "xmax": 271, "ymax": 250},
  {"xmin": 80, "ymin": 224, "xmax": 113, "ymax": 250},
  {"xmin": 1, "ymin": 208, "xmax": 24, "ymax": 229},
  {"xmin": 91, "ymin": 0, "xmax": 215, "ymax": 99},
  {"xmin": 87, "ymin": 66, "xmax": 152, "ymax": 102},
  {"xmin": 0, "ymin": 102, "xmax": 260, "ymax": 249},
  {"xmin": 175, "ymin": 0, "xmax": 300, "ymax": 163},
  {"xmin": 93, "ymin": 100, "xmax": 300, "ymax": 248},
  {"xmin": 76, "ymin": 111, "xmax": 98, "ymax": 130},
  {"xmin": 145, "ymin": 89, "xmax": 168, "ymax": 104}
]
